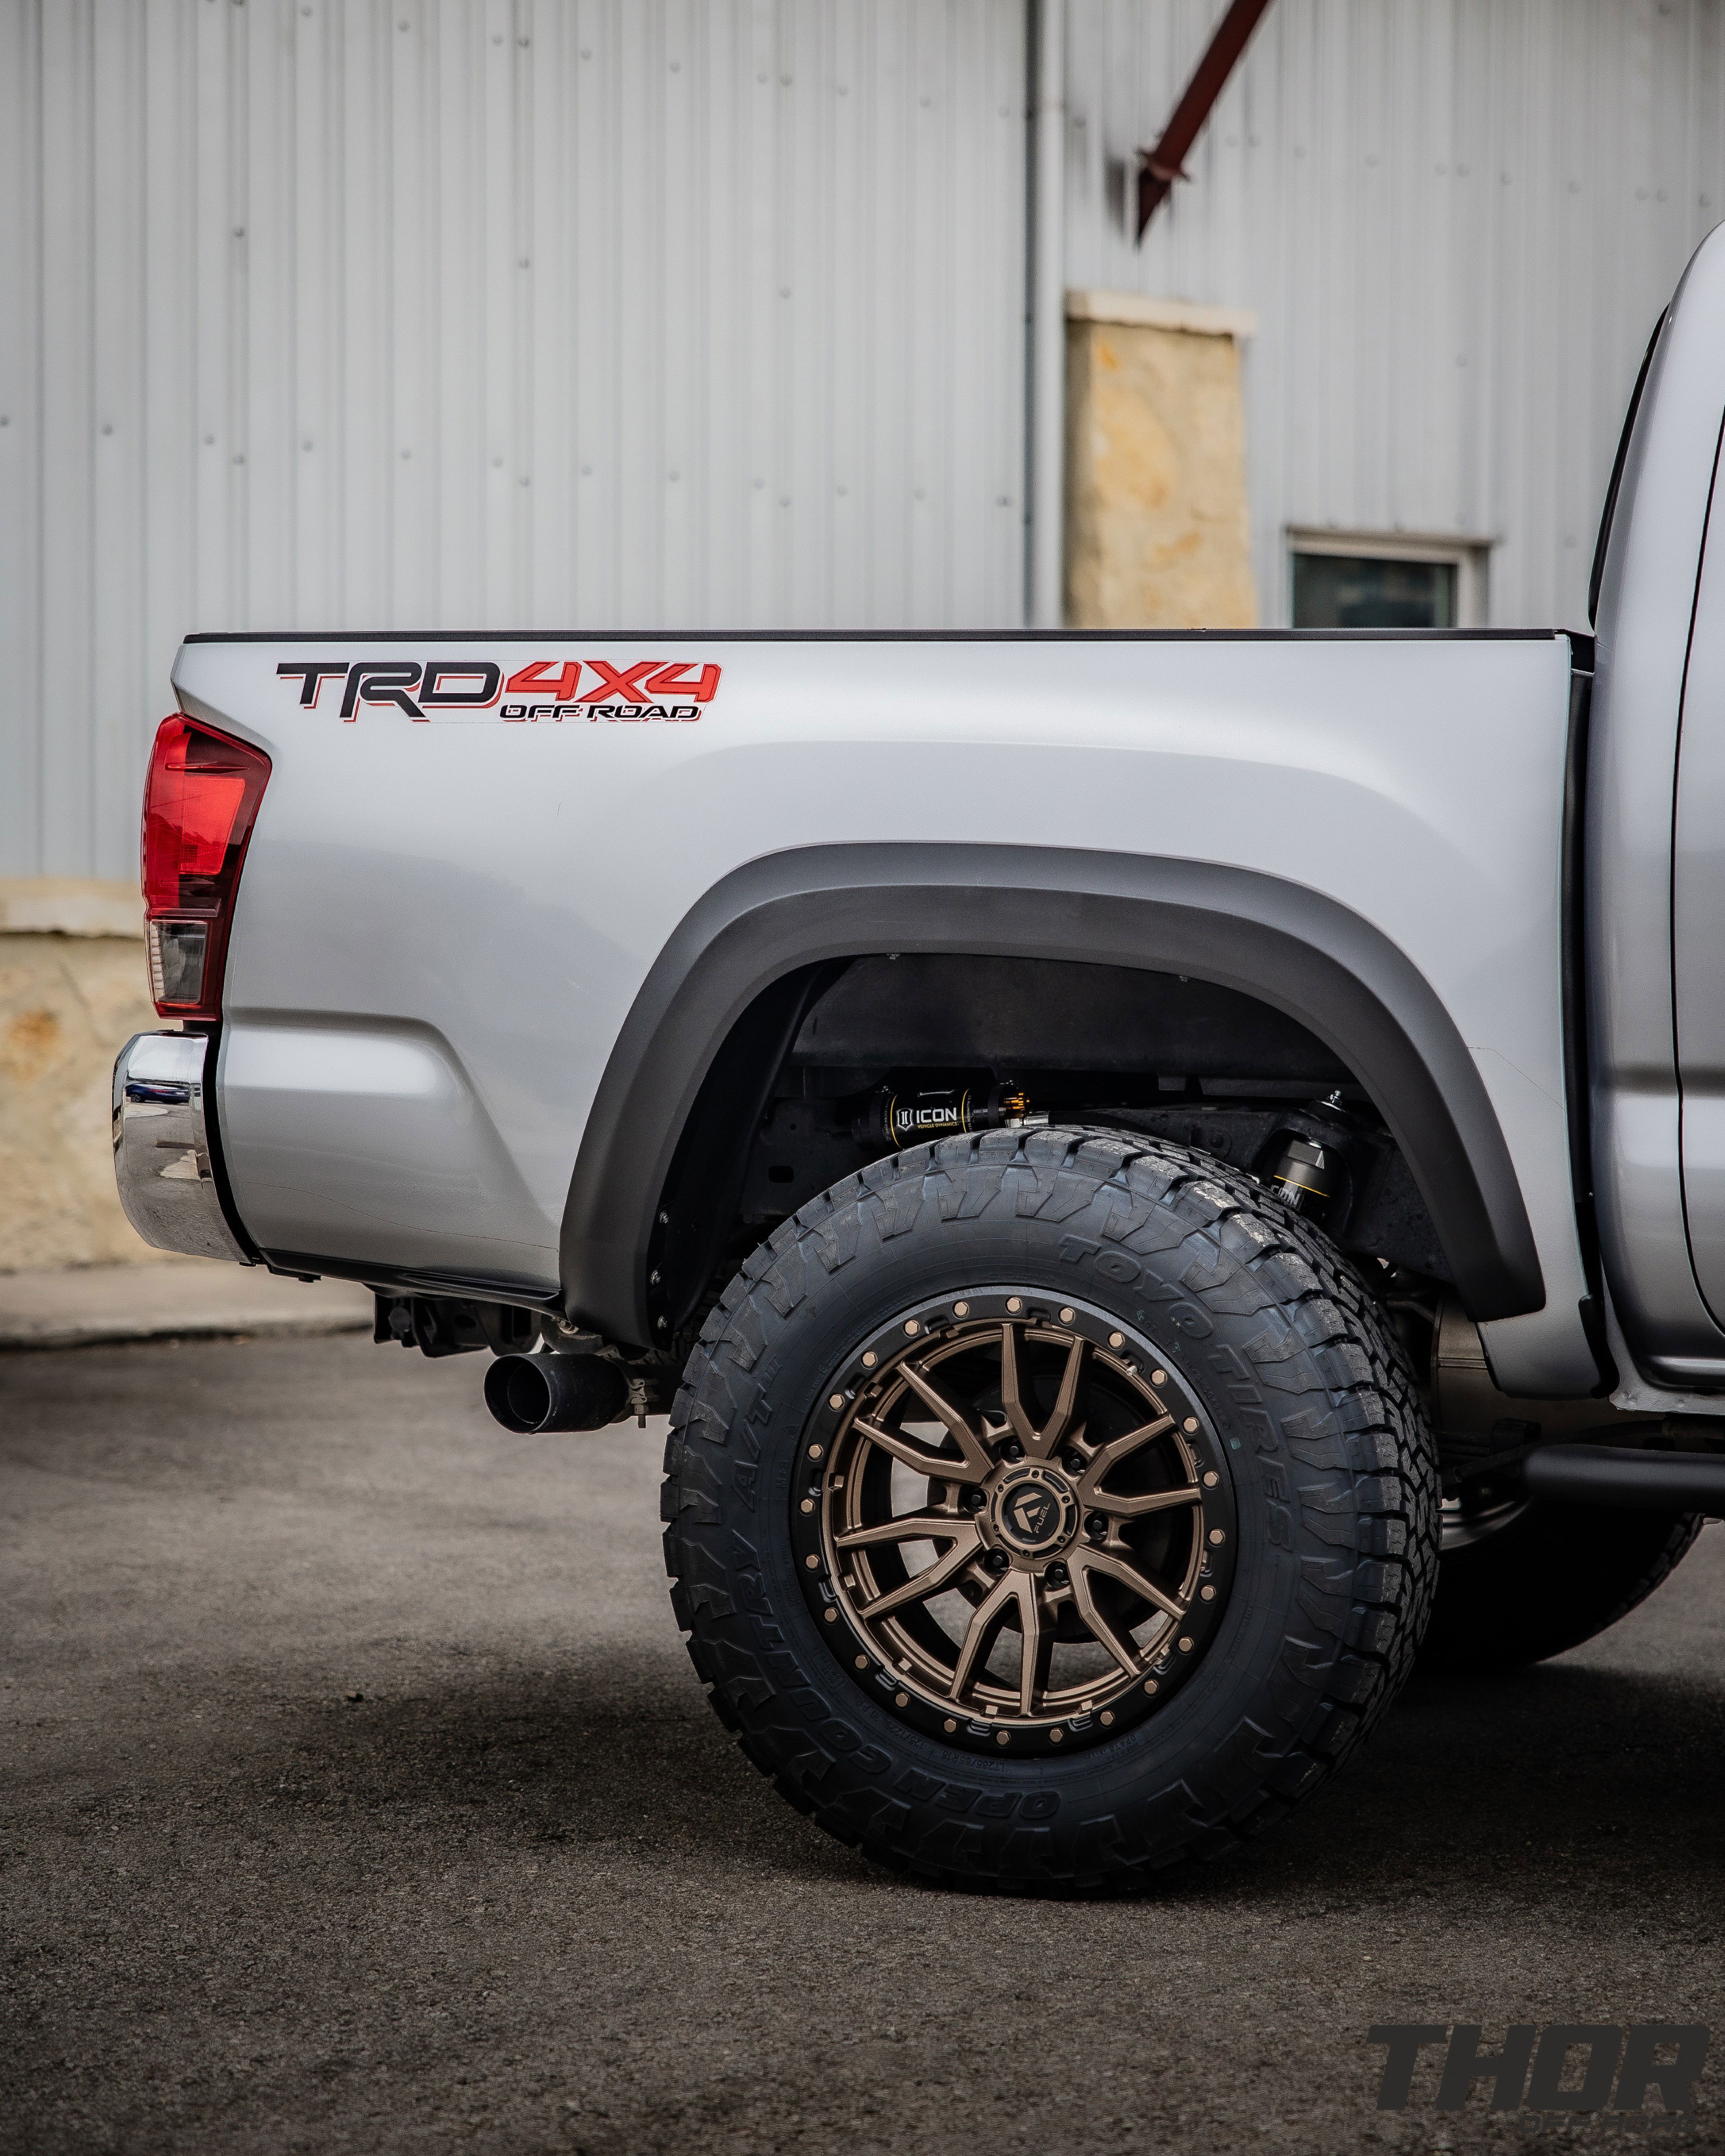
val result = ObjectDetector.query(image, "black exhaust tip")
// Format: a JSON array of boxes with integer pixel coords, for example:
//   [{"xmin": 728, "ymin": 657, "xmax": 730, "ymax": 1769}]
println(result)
[{"xmin": 483, "ymin": 1352, "xmax": 630, "ymax": 1434}]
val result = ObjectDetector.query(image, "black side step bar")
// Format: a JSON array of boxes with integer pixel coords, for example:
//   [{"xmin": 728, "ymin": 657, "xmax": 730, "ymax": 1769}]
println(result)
[{"xmin": 1524, "ymin": 1445, "xmax": 1725, "ymax": 1517}]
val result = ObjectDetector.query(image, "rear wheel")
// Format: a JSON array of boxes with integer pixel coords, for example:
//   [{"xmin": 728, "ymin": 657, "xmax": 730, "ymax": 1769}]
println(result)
[
  {"xmin": 1421, "ymin": 1500, "xmax": 1702, "ymax": 1673},
  {"xmin": 661, "ymin": 1127, "xmax": 1438, "ymax": 1892}
]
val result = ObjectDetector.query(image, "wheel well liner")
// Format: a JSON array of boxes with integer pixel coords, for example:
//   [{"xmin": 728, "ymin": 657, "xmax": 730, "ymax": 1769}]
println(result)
[{"xmin": 559, "ymin": 844, "xmax": 1545, "ymax": 1343}]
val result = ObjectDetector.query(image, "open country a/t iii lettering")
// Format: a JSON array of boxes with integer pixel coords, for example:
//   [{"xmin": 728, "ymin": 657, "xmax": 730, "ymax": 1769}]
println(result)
[{"xmin": 114, "ymin": 225, "xmax": 1725, "ymax": 1890}]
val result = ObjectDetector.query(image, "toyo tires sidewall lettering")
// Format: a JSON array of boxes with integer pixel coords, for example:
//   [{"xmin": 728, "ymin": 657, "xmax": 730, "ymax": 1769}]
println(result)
[{"xmin": 663, "ymin": 1128, "xmax": 1436, "ymax": 1889}]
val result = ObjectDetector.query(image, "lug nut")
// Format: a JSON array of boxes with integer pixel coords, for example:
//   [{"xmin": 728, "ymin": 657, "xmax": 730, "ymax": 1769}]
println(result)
[
  {"xmin": 964, "ymin": 1487, "xmax": 987, "ymax": 1512},
  {"xmin": 1062, "ymin": 1452, "xmax": 1085, "ymax": 1476},
  {"xmin": 1002, "ymin": 1440, "xmax": 1024, "ymax": 1463},
  {"xmin": 985, "ymin": 1549, "xmax": 1011, "ymax": 1574},
  {"xmin": 1085, "ymin": 1511, "xmax": 1108, "ymax": 1540},
  {"xmin": 1046, "ymin": 1561, "xmax": 1070, "ymax": 1587}
]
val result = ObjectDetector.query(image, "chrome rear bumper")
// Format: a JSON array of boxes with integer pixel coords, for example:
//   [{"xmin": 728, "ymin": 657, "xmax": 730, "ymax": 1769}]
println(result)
[{"xmin": 112, "ymin": 1032, "xmax": 252, "ymax": 1264}]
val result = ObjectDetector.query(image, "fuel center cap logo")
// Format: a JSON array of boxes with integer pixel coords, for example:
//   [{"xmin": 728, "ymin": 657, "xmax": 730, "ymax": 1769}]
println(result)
[{"xmin": 991, "ymin": 1466, "xmax": 1078, "ymax": 1558}]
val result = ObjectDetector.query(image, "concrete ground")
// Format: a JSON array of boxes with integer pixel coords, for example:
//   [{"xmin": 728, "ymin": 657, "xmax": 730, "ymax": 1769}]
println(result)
[
  {"xmin": 0, "ymin": 1263, "xmax": 372, "ymax": 1351},
  {"xmin": 4, "ymin": 1333, "xmax": 1724, "ymax": 2156}
]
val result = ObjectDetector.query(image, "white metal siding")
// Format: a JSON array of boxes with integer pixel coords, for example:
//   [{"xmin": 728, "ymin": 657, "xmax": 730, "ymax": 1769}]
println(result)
[
  {"xmin": 11, "ymin": 0, "xmax": 1725, "ymax": 883},
  {"xmin": 1064, "ymin": 0, "xmax": 1725, "ymax": 627},
  {"xmin": 0, "ymin": 0, "xmax": 1028, "ymax": 881}
]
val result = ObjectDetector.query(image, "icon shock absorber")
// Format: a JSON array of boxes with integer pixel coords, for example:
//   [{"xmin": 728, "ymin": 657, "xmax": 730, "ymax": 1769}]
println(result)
[{"xmin": 870, "ymin": 1083, "xmax": 1050, "ymax": 1150}]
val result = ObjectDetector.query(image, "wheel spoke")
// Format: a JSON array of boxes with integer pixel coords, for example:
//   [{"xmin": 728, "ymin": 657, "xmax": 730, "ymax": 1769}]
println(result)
[
  {"xmin": 1068, "ymin": 1553, "xmax": 1146, "ymax": 1678},
  {"xmin": 950, "ymin": 1573, "xmax": 1016, "ymax": 1701},
  {"xmin": 998, "ymin": 1323, "xmax": 1038, "ymax": 1450},
  {"xmin": 1086, "ymin": 1483, "xmax": 1203, "ymax": 1520},
  {"xmin": 1013, "ymin": 1574, "xmax": 1047, "ymax": 1717},
  {"xmin": 895, "ymin": 1364, "xmax": 994, "ymax": 1477},
  {"xmin": 1030, "ymin": 1334, "xmax": 1088, "ymax": 1457},
  {"xmin": 1076, "ymin": 1544, "xmax": 1186, "ymax": 1625},
  {"xmin": 856, "ymin": 1525, "xmax": 982, "ymax": 1621},
  {"xmin": 1075, "ymin": 1415, "xmax": 1175, "ymax": 1499},
  {"xmin": 852, "ymin": 1415, "xmax": 989, "ymax": 1485},
  {"xmin": 835, "ymin": 1510, "xmax": 968, "ymax": 1550}
]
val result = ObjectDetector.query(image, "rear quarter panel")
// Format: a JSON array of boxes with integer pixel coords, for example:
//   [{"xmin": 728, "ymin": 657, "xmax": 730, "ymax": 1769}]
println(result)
[{"xmin": 176, "ymin": 632, "xmax": 1586, "ymax": 1386}]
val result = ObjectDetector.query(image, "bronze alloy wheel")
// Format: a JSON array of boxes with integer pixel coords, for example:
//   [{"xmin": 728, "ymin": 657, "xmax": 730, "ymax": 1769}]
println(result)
[{"xmin": 790, "ymin": 1291, "xmax": 1237, "ymax": 1754}]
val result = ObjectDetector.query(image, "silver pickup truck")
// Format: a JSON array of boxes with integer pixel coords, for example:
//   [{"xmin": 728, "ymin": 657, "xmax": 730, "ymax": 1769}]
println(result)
[{"xmin": 114, "ymin": 226, "xmax": 1725, "ymax": 1892}]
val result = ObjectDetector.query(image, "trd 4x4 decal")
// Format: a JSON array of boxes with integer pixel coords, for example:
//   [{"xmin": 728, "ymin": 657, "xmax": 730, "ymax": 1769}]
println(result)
[{"xmin": 275, "ymin": 659, "xmax": 722, "ymax": 723}]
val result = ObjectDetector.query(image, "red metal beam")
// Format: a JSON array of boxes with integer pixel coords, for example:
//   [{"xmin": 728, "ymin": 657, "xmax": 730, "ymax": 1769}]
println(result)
[{"xmin": 1136, "ymin": 0, "xmax": 1276, "ymax": 241}]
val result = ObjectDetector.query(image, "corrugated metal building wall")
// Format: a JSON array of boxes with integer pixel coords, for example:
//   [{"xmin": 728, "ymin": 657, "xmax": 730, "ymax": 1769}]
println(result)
[
  {"xmin": 0, "ymin": 0, "xmax": 1028, "ymax": 882},
  {"xmin": 5, "ymin": 0, "xmax": 1725, "ymax": 881},
  {"xmin": 1066, "ymin": 0, "xmax": 1725, "ymax": 628}
]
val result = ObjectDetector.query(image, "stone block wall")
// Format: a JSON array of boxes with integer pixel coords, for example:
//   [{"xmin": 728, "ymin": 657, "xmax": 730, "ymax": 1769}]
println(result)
[
  {"xmin": 1064, "ymin": 293, "xmax": 1258, "ymax": 631},
  {"xmin": 0, "ymin": 881, "xmax": 170, "ymax": 1272}
]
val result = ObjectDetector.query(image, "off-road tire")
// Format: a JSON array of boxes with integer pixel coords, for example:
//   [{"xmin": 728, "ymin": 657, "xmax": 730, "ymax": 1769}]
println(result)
[
  {"xmin": 660, "ymin": 1128, "xmax": 1439, "ymax": 1892},
  {"xmin": 1421, "ymin": 1502, "xmax": 1703, "ymax": 1673}
]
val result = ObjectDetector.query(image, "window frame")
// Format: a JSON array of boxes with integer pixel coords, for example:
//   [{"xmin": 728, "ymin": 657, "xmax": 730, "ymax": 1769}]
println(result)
[{"xmin": 1285, "ymin": 528, "xmax": 1490, "ymax": 630}]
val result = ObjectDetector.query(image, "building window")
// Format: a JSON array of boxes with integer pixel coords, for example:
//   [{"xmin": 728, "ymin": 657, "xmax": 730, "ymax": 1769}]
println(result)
[{"xmin": 1287, "ymin": 531, "xmax": 1487, "ymax": 628}]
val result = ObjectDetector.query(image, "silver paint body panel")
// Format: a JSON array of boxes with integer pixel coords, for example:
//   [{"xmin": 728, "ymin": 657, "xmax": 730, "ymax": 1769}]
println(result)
[
  {"xmin": 1592, "ymin": 222, "xmax": 1725, "ymax": 1381},
  {"xmin": 175, "ymin": 628, "xmax": 1592, "ymax": 1393}
]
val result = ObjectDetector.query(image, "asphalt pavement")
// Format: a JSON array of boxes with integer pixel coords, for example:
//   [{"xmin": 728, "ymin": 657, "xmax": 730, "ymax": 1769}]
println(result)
[{"xmin": 5, "ymin": 1331, "xmax": 1724, "ymax": 2155}]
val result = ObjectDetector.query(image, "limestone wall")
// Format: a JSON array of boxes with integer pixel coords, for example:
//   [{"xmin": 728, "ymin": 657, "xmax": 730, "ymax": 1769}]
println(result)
[
  {"xmin": 1064, "ymin": 293, "xmax": 1258, "ymax": 631},
  {"xmin": 0, "ymin": 880, "xmax": 175, "ymax": 1272}
]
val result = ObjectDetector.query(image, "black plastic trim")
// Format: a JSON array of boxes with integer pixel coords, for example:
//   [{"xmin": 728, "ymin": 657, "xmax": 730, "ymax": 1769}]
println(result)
[
  {"xmin": 185, "ymin": 627, "xmax": 1569, "ymax": 645},
  {"xmin": 263, "ymin": 1248, "xmax": 563, "ymax": 1306},
  {"xmin": 559, "ymin": 844, "xmax": 1547, "ymax": 1346},
  {"xmin": 1560, "ymin": 665, "xmax": 1617, "ymax": 1393},
  {"xmin": 190, "ymin": 1024, "xmax": 269, "ymax": 1267}
]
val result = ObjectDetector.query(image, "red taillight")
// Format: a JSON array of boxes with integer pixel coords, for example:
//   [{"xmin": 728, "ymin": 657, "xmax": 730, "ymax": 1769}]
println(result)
[{"xmin": 141, "ymin": 715, "xmax": 271, "ymax": 1021}]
